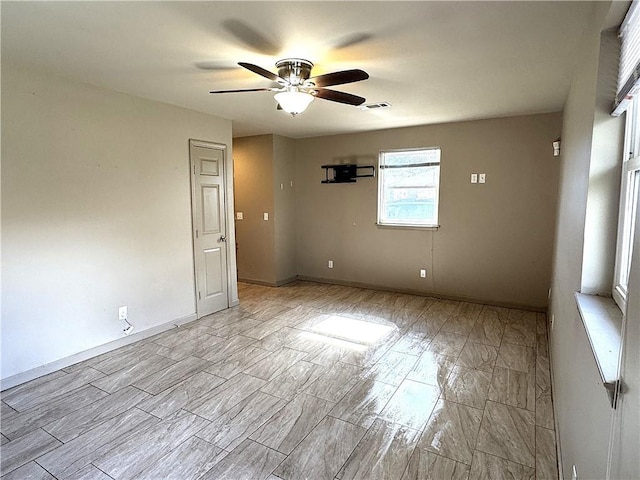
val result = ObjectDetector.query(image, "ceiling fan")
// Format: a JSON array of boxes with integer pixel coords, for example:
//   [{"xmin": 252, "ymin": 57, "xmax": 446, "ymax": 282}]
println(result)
[{"xmin": 209, "ymin": 58, "xmax": 369, "ymax": 116}]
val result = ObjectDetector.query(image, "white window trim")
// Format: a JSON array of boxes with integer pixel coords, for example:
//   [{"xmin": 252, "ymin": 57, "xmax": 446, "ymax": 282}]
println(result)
[
  {"xmin": 376, "ymin": 147, "xmax": 441, "ymax": 228},
  {"xmin": 613, "ymin": 100, "xmax": 640, "ymax": 312}
]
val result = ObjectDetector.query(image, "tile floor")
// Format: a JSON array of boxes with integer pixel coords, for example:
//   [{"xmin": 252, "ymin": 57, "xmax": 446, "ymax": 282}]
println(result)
[{"xmin": 0, "ymin": 281, "xmax": 558, "ymax": 479}]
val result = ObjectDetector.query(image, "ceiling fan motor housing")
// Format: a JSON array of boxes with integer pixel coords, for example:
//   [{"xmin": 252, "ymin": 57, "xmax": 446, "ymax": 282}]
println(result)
[{"xmin": 276, "ymin": 58, "xmax": 313, "ymax": 86}]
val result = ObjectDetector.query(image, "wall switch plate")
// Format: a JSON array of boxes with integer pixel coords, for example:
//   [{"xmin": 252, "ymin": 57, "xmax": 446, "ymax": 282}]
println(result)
[
  {"xmin": 420, "ymin": 269, "xmax": 426, "ymax": 278},
  {"xmin": 236, "ymin": 212, "xmax": 243, "ymax": 220},
  {"xmin": 118, "ymin": 306, "xmax": 127, "ymax": 321},
  {"xmin": 263, "ymin": 212, "xmax": 269, "ymax": 221},
  {"xmin": 471, "ymin": 173, "xmax": 478, "ymax": 184},
  {"xmin": 479, "ymin": 173, "xmax": 486, "ymax": 183},
  {"xmin": 328, "ymin": 260, "xmax": 334, "ymax": 268}
]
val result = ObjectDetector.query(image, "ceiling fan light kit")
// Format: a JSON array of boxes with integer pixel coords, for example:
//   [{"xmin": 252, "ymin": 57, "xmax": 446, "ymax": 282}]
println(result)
[{"xmin": 209, "ymin": 58, "xmax": 369, "ymax": 117}]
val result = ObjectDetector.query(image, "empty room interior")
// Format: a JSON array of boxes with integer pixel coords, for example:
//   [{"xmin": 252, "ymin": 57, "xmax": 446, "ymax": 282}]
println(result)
[{"xmin": 2, "ymin": 1, "xmax": 640, "ymax": 480}]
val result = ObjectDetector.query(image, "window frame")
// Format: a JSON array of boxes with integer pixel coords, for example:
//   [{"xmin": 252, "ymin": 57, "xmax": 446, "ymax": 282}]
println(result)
[
  {"xmin": 376, "ymin": 147, "xmax": 441, "ymax": 228},
  {"xmin": 613, "ymin": 98, "xmax": 640, "ymax": 312}
]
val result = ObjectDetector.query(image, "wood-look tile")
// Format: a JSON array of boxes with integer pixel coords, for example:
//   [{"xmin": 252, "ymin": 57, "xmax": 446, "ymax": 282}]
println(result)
[
  {"xmin": 536, "ymin": 333, "xmax": 549, "ymax": 358},
  {"xmin": 507, "ymin": 310, "xmax": 537, "ymax": 328},
  {"xmin": 137, "ymin": 371, "xmax": 225, "ymax": 418},
  {"xmin": 1, "ymin": 461, "xmax": 57, "ymax": 480},
  {"xmin": 65, "ymin": 464, "xmax": 113, "ymax": 480},
  {"xmin": 468, "ymin": 317, "xmax": 504, "ymax": 347},
  {"xmin": 1, "ymin": 433, "xmax": 9, "ymax": 445},
  {"xmin": 391, "ymin": 308, "xmax": 426, "ymax": 332},
  {"xmin": 402, "ymin": 449, "xmax": 470, "ymax": 480},
  {"xmin": 476, "ymin": 401, "xmax": 535, "ymax": 468},
  {"xmin": 419, "ymin": 399, "xmax": 483, "ymax": 465},
  {"xmin": 243, "ymin": 319, "xmax": 289, "ymax": 340},
  {"xmin": 329, "ymin": 378, "xmax": 396, "ymax": 428},
  {"xmin": 42, "ymin": 385, "xmax": 149, "ymax": 442},
  {"xmin": 304, "ymin": 362, "xmax": 364, "ymax": 402},
  {"xmin": 535, "ymin": 394, "xmax": 555, "ymax": 430},
  {"xmin": 379, "ymin": 379, "xmax": 439, "ymax": 430},
  {"xmin": 468, "ymin": 450, "xmax": 534, "ymax": 480},
  {"xmin": 274, "ymin": 416, "xmax": 366, "ymax": 480},
  {"xmin": 440, "ymin": 316, "xmax": 477, "ymax": 336},
  {"xmin": 1, "ymin": 385, "xmax": 108, "ymax": 440},
  {"xmin": 391, "ymin": 332, "xmax": 429, "ymax": 356},
  {"xmin": 488, "ymin": 367, "xmax": 535, "ymax": 411},
  {"xmin": 186, "ymin": 372, "xmax": 266, "ymax": 420},
  {"xmin": 407, "ymin": 318, "xmax": 442, "ymax": 339},
  {"xmin": 495, "ymin": 343, "xmax": 535, "ymax": 374},
  {"xmin": 1, "ymin": 371, "xmax": 66, "ymax": 399},
  {"xmin": 261, "ymin": 360, "xmax": 326, "ymax": 400},
  {"xmin": 340, "ymin": 342, "xmax": 393, "ymax": 369},
  {"xmin": 1, "ymin": 401, "xmax": 18, "ymax": 420},
  {"xmin": 251, "ymin": 393, "xmax": 334, "ymax": 454},
  {"xmin": 502, "ymin": 323, "xmax": 536, "ymax": 348},
  {"xmin": 442, "ymin": 366, "xmax": 491, "ymax": 410},
  {"xmin": 338, "ymin": 418, "xmax": 420, "ymax": 480},
  {"xmin": 209, "ymin": 317, "xmax": 262, "ymax": 338},
  {"xmin": 86, "ymin": 342, "xmax": 163, "ymax": 374},
  {"xmin": 535, "ymin": 426, "xmax": 558, "ymax": 480},
  {"xmin": 132, "ymin": 436, "xmax": 227, "ymax": 480},
  {"xmin": 424, "ymin": 332, "xmax": 468, "ymax": 358},
  {"xmin": 132, "ymin": 356, "xmax": 211, "ymax": 394},
  {"xmin": 199, "ymin": 439, "xmax": 286, "ymax": 480},
  {"xmin": 197, "ymin": 391, "xmax": 286, "ymax": 450},
  {"xmin": 207, "ymin": 346, "xmax": 272, "ymax": 379},
  {"xmin": 2, "ymin": 368, "xmax": 104, "ymax": 412},
  {"xmin": 0, "ymin": 428, "xmax": 62, "ymax": 476},
  {"xmin": 93, "ymin": 411, "xmax": 209, "ymax": 480},
  {"xmin": 37, "ymin": 408, "xmax": 159, "ymax": 478},
  {"xmin": 256, "ymin": 327, "xmax": 300, "ymax": 351},
  {"xmin": 365, "ymin": 350, "xmax": 419, "ymax": 386},
  {"xmin": 199, "ymin": 335, "xmax": 258, "ymax": 363},
  {"xmin": 305, "ymin": 344, "xmax": 351, "ymax": 367},
  {"xmin": 151, "ymin": 324, "xmax": 214, "ymax": 349},
  {"xmin": 456, "ymin": 342, "xmax": 498, "ymax": 372},
  {"xmin": 245, "ymin": 348, "xmax": 309, "ymax": 380},
  {"xmin": 536, "ymin": 313, "xmax": 548, "ymax": 335},
  {"xmin": 89, "ymin": 354, "xmax": 175, "ymax": 394},
  {"xmin": 156, "ymin": 333, "xmax": 226, "ymax": 361},
  {"xmin": 407, "ymin": 351, "xmax": 455, "ymax": 389},
  {"xmin": 478, "ymin": 306, "xmax": 510, "ymax": 324},
  {"xmin": 536, "ymin": 356, "xmax": 552, "ymax": 398}
]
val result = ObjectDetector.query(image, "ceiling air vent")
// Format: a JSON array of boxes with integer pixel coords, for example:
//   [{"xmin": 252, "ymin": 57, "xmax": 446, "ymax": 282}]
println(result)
[{"xmin": 358, "ymin": 102, "xmax": 392, "ymax": 111}]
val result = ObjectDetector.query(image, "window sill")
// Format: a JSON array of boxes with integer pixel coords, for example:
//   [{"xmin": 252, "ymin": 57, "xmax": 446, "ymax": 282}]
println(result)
[
  {"xmin": 376, "ymin": 223, "xmax": 440, "ymax": 230},
  {"xmin": 574, "ymin": 292, "xmax": 623, "ymax": 407}
]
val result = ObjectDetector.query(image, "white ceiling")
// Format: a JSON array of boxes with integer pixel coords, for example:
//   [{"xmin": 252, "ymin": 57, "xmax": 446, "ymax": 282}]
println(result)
[{"xmin": 2, "ymin": 1, "xmax": 598, "ymax": 139}]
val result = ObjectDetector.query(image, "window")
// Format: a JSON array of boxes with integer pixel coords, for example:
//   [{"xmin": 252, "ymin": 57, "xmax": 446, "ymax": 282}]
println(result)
[
  {"xmin": 613, "ymin": 98, "xmax": 640, "ymax": 312},
  {"xmin": 377, "ymin": 147, "xmax": 441, "ymax": 227}
]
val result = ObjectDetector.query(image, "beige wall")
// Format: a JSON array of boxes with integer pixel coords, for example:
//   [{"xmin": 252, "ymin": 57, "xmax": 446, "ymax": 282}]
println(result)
[
  {"xmin": 295, "ymin": 113, "xmax": 562, "ymax": 309},
  {"xmin": 233, "ymin": 135, "xmax": 276, "ymax": 284},
  {"xmin": 1, "ymin": 64, "xmax": 236, "ymax": 382},
  {"xmin": 548, "ymin": 3, "xmax": 627, "ymax": 478},
  {"xmin": 273, "ymin": 135, "xmax": 298, "ymax": 284}
]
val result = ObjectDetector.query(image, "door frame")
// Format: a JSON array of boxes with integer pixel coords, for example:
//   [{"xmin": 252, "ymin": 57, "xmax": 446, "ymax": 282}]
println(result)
[{"xmin": 188, "ymin": 138, "xmax": 239, "ymax": 318}]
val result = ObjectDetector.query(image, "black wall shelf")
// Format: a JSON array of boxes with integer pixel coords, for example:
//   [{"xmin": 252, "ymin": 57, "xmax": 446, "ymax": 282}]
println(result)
[{"xmin": 321, "ymin": 164, "xmax": 375, "ymax": 184}]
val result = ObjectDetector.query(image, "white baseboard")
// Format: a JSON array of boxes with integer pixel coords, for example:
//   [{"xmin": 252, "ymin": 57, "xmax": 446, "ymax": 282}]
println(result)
[{"xmin": 1, "ymin": 313, "xmax": 197, "ymax": 391}]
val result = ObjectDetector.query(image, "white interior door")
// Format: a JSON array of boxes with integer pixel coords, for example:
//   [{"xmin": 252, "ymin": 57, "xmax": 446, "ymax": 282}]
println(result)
[{"xmin": 190, "ymin": 140, "xmax": 229, "ymax": 317}]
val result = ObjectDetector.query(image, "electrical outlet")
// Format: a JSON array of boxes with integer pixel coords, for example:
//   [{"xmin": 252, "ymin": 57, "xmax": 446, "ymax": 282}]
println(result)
[
  {"xmin": 548, "ymin": 288, "xmax": 552, "ymax": 299},
  {"xmin": 572, "ymin": 465, "xmax": 578, "ymax": 480},
  {"xmin": 118, "ymin": 306, "xmax": 127, "ymax": 321},
  {"xmin": 551, "ymin": 314, "xmax": 555, "ymax": 330},
  {"xmin": 236, "ymin": 212, "xmax": 243, "ymax": 220},
  {"xmin": 328, "ymin": 260, "xmax": 334, "ymax": 269},
  {"xmin": 471, "ymin": 173, "xmax": 478, "ymax": 184},
  {"xmin": 479, "ymin": 173, "xmax": 486, "ymax": 183},
  {"xmin": 263, "ymin": 212, "xmax": 269, "ymax": 221},
  {"xmin": 420, "ymin": 269, "xmax": 426, "ymax": 278}
]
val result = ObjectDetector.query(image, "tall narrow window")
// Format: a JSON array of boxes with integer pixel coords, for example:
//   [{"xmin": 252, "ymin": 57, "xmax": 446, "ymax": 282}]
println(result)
[
  {"xmin": 614, "ymin": 98, "xmax": 640, "ymax": 311},
  {"xmin": 377, "ymin": 147, "xmax": 441, "ymax": 227}
]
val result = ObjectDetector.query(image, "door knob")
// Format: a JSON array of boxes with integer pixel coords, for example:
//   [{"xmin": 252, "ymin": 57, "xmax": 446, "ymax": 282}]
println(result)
[{"xmin": 219, "ymin": 235, "xmax": 227, "ymax": 242}]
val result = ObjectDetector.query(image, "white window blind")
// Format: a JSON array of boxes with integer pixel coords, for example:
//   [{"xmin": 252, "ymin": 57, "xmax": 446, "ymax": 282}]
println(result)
[{"xmin": 614, "ymin": 1, "xmax": 640, "ymax": 116}]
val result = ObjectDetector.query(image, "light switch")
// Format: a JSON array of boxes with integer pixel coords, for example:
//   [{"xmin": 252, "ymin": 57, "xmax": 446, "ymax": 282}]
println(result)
[
  {"xmin": 263, "ymin": 212, "xmax": 269, "ymax": 221},
  {"xmin": 236, "ymin": 212, "xmax": 243, "ymax": 220},
  {"xmin": 479, "ymin": 173, "xmax": 486, "ymax": 184},
  {"xmin": 471, "ymin": 173, "xmax": 478, "ymax": 184}
]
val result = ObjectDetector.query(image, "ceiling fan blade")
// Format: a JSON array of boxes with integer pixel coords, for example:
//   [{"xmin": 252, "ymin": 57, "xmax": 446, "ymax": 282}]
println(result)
[
  {"xmin": 238, "ymin": 62, "xmax": 284, "ymax": 83},
  {"xmin": 209, "ymin": 88, "xmax": 277, "ymax": 94},
  {"xmin": 309, "ymin": 69, "xmax": 369, "ymax": 87},
  {"xmin": 314, "ymin": 88, "xmax": 366, "ymax": 106}
]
